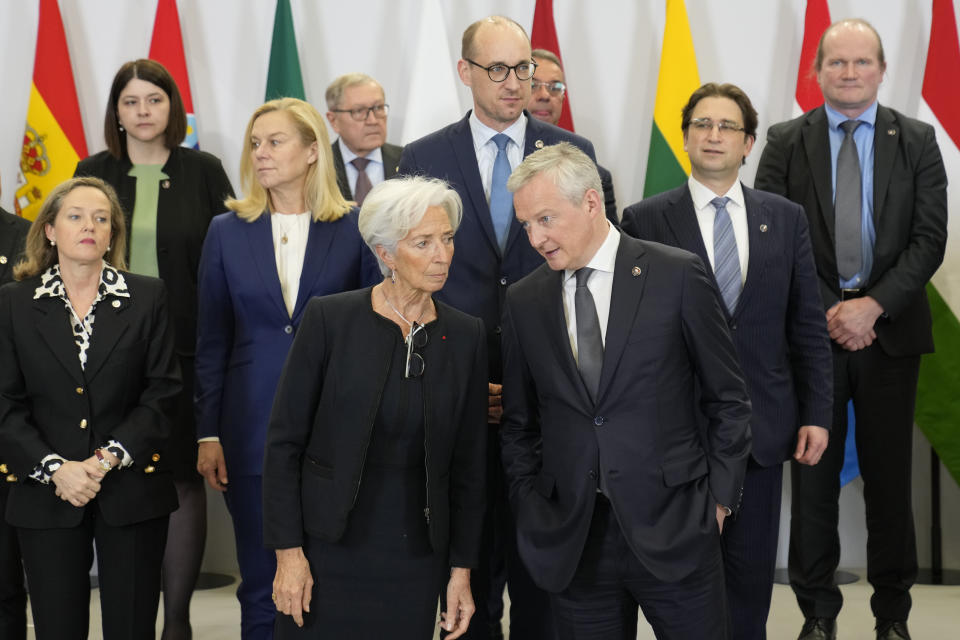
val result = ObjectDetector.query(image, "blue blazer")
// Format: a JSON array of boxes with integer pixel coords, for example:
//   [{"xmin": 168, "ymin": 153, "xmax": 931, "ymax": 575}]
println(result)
[
  {"xmin": 399, "ymin": 111, "xmax": 596, "ymax": 380},
  {"xmin": 621, "ymin": 184, "xmax": 833, "ymax": 466},
  {"xmin": 194, "ymin": 209, "xmax": 379, "ymax": 475}
]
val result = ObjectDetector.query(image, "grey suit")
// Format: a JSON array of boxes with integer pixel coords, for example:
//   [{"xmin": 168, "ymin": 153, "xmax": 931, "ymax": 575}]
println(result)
[{"xmin": 331, "ymin": 140, "xmax": 403, "ymax": 202}]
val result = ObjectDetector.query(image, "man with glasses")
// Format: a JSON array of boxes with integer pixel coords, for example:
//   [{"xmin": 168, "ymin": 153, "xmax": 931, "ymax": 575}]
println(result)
[
  {"xmin": 399, "ymin": 14, "xmax": 599, "ymax": 640},
  {"xmin": 528, "ymin": 48, "xmax": 618, "ymax": 224},
  {"xmin": 325, "ymin": 73, "xmax": 401, "ymax": 206},
  {"xmin": 622, "ymin": 83, "xmax": 833, "ymax": 640}
]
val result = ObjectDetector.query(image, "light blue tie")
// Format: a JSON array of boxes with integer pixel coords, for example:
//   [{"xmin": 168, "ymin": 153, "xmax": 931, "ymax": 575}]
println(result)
[
  {"xmin": 711, "ymin": 196, "xmax": 741, "ymax": 314},
  {"xmin": 489, "ymin": 133, "xmax": 513, "ymax": 252}
]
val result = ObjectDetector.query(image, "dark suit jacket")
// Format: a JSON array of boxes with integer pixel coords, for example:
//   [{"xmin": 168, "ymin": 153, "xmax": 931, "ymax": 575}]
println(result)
[
  {"xmin": 597, "ymin": 164, "xmax": 618, "ymax": 224},
  {"xmin": 399, "ymin": 111, "xmax": 597, "ymax": 380},
  {"xmin": 263, "ymin": 288, "xmax": 487, "ymax": 567},
  {"xmin": 755, "ymin": 104, "xmax": 948, "ymax": 357},
  {"xmin": 500, "ymin": 233, "xmax": 752, "ymax": 592},
  {"xmin": 622, "ymin": 184, "xmax": 833, "ymax": 466},
  {"xmin": 194, "ymin": 210, "xmax": 380, "ymax": 476},
  {"xmin": 0, "ymin": 272, "xmax": 179, "ymax": 529},
  {"xmin": 0, "ymin": 208, "xmax": 29, "ymax": 286},
  {"xmin": 331, "ymin": 140, "xmax": 403, "ymax": 201},
  {"xmin": 75, "ymin": 148, "xmax": 235, "ymax": 478}
]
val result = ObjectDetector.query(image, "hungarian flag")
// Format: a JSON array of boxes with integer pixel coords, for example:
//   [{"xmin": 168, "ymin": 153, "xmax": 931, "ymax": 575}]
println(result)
[
  {"xmin": 794, "ymin": 0, "xmax": 830, "ymax": 114},
  {"xmin": 643, "ymin": 0, "xmax": 699, "ymax": 198},
  {"xmin": 150, "ymin": 0, "xmax": 198, "ymax": 148},
  {"xmin": 530, "ymin": 0, "xmax": 574, "ymax": 132},
  {"xmin": 401, "ymin": 0, "xmax": 461, "ymax": 144},
  {"xmin": 16, "ymin": 0, "xmax": 88, "ymax": 221},
  {"xmin": 265, "ymin": 0, "xmax": 305, "ymax": 101},
  {"xmin": 916, "ymin": 0, "xmax": 960, "ymax": 486}
]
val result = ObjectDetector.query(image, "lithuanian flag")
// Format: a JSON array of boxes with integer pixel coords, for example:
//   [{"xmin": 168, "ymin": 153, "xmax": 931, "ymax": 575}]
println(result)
[
  {"xmin": 643, "ymin": 0, "xmax": 699, "ymax": 198},
  {"xmin": 16, "ymin": 0, "xmax": 88, "ymax": 221}
]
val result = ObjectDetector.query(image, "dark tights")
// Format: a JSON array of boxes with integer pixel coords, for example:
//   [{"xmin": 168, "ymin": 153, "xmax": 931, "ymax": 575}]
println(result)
[{"xmin": 160, "ymin": 479, "xmax": 207, "ymax": 640}]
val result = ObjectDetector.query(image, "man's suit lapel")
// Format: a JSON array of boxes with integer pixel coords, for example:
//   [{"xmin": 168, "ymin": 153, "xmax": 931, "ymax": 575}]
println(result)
[
  {"xmin": 33, "ymin": 298, "xmax": 85, "ymax": 384},
  {"xmin": 84, "ymin": 295, "xmax": 131, "ymax": 383},
  {"xmin": 873, "ymin": 106, "xmax": 898, "ymax": 225},
  {"xmin": 736, "ymin": 187, "xmax": 773, "ymax": 320},
  {"xmin": 292, "ymin": 218, "xmax": 336, "ymax": 321},
  {"xmin": 597, "ymin": 236, "xmax": 648, "ymax": 404},
  {"xmin": 801, "ymin": 107, "xmax": 836, "ymax": 242},
  {"xmin": 538, "ymin": 268, "xmax": 593, "ymax": 409},
  {"xmin": 245, "ymin": 214, "xmax": 288, "ymax": 318},
  {"xmin": 664, "ymin": 187, "xmax": 710, "ymax": 269},
  {"xmin": 450, "ymin": 115, "xmax": 500, "ymax": 254},
  {"xmin": 382, "ymin": 144, "xmax": 402, "ymax": 179},
  {"xmin": 331, "ymin": 141, "xmax": 352, "ymax": 200}
]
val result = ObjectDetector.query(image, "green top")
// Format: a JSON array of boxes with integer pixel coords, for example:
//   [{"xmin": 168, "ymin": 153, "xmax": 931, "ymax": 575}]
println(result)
[{"xmin": 126, "ymin": 164, "xmax": 169, "ymax": 278}]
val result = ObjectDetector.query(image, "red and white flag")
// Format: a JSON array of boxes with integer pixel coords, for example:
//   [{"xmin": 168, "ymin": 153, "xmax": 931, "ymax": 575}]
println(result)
[
  {"xmin": 794, "ymin": 0, "xmax": 831, "ymax": 115},
  {"xmin": 530, "ymin": 0, "xmax": 574, "ymax": 131},
  {"xmin": 150, "ymin": 0, "xmax": 198, "ymax": 148}
]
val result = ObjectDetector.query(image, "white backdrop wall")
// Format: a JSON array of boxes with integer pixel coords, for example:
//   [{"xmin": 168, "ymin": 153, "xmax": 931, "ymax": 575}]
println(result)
[{"xmin": 1, "ymin": 1, "xmax": 958, "ymax": 575}]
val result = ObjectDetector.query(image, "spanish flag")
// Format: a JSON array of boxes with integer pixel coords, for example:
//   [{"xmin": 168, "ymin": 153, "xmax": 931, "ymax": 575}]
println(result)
[
  {"xmin": 643, "ymin": 0, "xmax": 699, "ymax": 197},
  {"xmin": 16, "ymin": 0, "xmax": 88, "ymax": 221},
  {"xmin": 150, "ymin": 0, "xmax": 199, "ymax": 148}
]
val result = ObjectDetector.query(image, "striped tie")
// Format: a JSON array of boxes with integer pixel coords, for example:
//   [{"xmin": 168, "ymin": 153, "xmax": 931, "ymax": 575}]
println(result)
[{"xmin": 711, "ymin": 196, "xmax": 741, "ymax": 314}]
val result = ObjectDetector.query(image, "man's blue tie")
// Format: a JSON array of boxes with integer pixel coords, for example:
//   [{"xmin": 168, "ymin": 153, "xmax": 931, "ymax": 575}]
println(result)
[
  {"xmin": 489, "ymin": 133, "xmax": 513, "ymax": 252},
  {"xmin": 711, "ymin": 196, "xmax": 741, "ymax": 315}
]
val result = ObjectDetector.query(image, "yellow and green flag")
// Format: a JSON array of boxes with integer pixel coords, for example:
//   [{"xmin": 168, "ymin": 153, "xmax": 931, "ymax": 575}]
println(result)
[
  {"xmin": 643, "ymin": 0, "xmax": 699, "ymax": 198},
  {"xmin": 16, "ymin": 0, "xmax": 88, "ymax": 221}
]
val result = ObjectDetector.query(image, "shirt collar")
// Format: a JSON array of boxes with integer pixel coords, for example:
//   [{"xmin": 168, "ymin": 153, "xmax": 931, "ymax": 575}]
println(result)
[
  {"xmin": 338, "ymin": 137, "xmax": 383, "ymax": 165},
  {"xmin": 687, "ymin": 175, "xmax": 745, "ymax": 212},
  {"xmin": 565, "ymin": 222, "xmax": 620, "ymax": 282},
  {"xmin": 824, "ymin": 101, "xmax": 878, "ymax": 131},
  {"xmin": 34, "ymin": 262, "xmax": 131, "ymax": 301},
  {"xmin": 469, "ymin": 110, "xmax": 527, "ymax": 150}
]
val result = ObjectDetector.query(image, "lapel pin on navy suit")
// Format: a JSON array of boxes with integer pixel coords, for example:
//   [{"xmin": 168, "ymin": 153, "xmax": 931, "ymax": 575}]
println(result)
[
  {"xmin": 760, "ymin": 224, "xmax": 768, "ymax": 233},
  {"xmin": 0, "ymin": 256, "xmax": 7, "ymax": 264},
  {"xmin": 535, "ymin": 139, "xmax": 544, "ymax": 149},
  {"xmin": 631, "ymin": 266, "xmax": 642, "ymax": 276},
  {"xmin": 887, "ymin": 129, "xmax": 897, "ymax": 136}
]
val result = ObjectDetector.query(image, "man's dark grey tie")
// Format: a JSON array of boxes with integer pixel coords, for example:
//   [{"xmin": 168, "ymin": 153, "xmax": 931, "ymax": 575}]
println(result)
[
  {"xmin": 836, "ymin": 119, "xmax": 862, "ymax": 281},
  {"xmin": 575, "ymin": 267, "xmax": 603, "ymax": 403}
]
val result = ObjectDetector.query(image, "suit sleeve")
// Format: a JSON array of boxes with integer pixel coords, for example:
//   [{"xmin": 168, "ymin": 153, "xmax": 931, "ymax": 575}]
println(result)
[
  {"xmin": 194, "ymin": 216, "xmax": 234, "ymax": 440},
  {"xmin": 447, "ymin": 317, "xmax": 488, "ymax": 569},
  {"xmin": 598, "ymin": 165, "xmax": 618, "ymax": 225},
  {"xmin": 867, "ymin": 125, "xmax": 948, "ymax": 319},
  {"xmin": 106, "ymin": 281, "xmax": 181, "ymax": 459},
  {"xmin": 499, "ymin": 291, "xmax": 542, "ymax": 509},
  {"xmin": 619, "ymin": 203, "xmax": 647, "ymax": 239},
  {"xmin": 398, "ymin": 143, "xmax": 419, "ymax": 177},
  {"xmin": 202, "ymin": 155, "xmax": 235, "ymax": 220},
  {"xmin": 679, "ymin": 256, "xmax": 752, "ymax": 510},
  {"xmin": 785, "ymin": 208, "xmax": 833, "ymax": 429},
  {"xmin": 754, "ymin": 124, "xmax": 790, "ymax": 198},
  {"xmin": 262, "ymin": 298, "xmax": 329, "ymax": 549}
]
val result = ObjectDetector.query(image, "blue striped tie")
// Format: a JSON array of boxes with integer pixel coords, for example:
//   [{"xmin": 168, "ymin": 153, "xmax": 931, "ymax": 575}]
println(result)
[
  {"xmin": 711, "ymin": 196, "xmax": 741, "ymax": 314},
  {"xmin": 489, "ymin": 133, "xmax": 513, "ymax": 252}
]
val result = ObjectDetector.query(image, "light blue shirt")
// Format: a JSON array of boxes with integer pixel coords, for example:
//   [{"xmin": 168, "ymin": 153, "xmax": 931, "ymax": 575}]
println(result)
[{"xmin": 825, "ymin": 102, "xmax": 877, "ymax": 288}]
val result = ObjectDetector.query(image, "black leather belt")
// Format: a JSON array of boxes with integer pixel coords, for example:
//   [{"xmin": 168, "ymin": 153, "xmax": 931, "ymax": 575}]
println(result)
[{"xmin": 841, "ymin": 288, "xmax": 866, "ymax": 300}]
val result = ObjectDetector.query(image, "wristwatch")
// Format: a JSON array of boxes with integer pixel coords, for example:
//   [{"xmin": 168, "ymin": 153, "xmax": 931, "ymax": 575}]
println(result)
[{"xmin": 94, "ymin": 448, "xmax": 112, "ymax": 471}]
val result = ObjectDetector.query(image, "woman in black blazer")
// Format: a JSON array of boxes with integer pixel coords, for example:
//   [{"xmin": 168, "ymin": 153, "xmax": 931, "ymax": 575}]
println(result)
[
  {"xmin": 0, "ymin": 177, "xmax": 180, "ymax": 639},
  {"xmin": 263, "ymin": 177, "xmax": 487, "ymax": 639},
  {"xmin": 74, "ymin": 59, "xmax": 234, "ymax": 640}
]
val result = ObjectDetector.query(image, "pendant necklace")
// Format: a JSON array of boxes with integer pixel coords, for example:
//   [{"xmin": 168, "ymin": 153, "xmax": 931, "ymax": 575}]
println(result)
[{"xmin": 381, "ymin": 288, "xmax": 425, "ymax": 340}]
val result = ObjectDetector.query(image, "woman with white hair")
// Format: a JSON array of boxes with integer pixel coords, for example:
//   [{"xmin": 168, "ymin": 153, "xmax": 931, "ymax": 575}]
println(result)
[{"xmin": 263, "ymin": 176, "xmax": 487, "ymax": 639}]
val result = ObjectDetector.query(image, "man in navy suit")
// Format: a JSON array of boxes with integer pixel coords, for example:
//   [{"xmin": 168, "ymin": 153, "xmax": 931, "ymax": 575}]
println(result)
[
  {"xmin": 398, "ymin": 15, "xmax": 598, "ymax": 639},
  {"xmin": 503, "ymin": 141, "xmax": 752, "ymax": 640},
  {"xmin": 621, "ymin": 83, "xmax": 833, "ymax": 640}
]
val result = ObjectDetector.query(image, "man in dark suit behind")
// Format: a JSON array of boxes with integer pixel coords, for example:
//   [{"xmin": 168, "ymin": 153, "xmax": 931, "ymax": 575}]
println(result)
[
  {"xmin": 754, "ymin": 19, "xmax": 948, "ymax": 640},
  {"xmin": 325, "ymin": 73, "xmax": 402, "ymax": 206},
  {"xmin": 0, "ymin": 192, "xmax": 30, "ymax": 640},
  {"xmin": 502, "ymin": 141, "xmax": 752, "ymax": 639},
  {"xmin": 398, "ymin": 15, "xmax": 600, "ymax": 639},
  {"xmin": 621, "ymin": 82, "xmax": 833, "ymax": 640}
]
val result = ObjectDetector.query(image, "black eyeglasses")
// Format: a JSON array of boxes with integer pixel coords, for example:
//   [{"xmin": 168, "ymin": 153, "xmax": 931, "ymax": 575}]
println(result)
[
  {"xmin": 531, "ymin": 80, "xmax": 566, "ymax": 97},
  {"xmin": 405, "ymin": 322, "xmax": 428, "ymax": 378},
  {"xmin": 330, "ymin": 104, "xmax": 390, "ymax": 121},
  {"xmin": 464, "ymin": 58, "xmax": 537, "ymax": 82}
]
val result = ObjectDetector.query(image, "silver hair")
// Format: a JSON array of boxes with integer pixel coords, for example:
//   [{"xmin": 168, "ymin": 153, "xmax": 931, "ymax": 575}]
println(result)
[
  {"xmin": 358, "ymin": 176, "xmax": 463, "ymax": 276},
  {"xmin": 506, "ymin": 141, "xmax": 601, "ymax": 205},
  {"xmin": 325, "ymin": 72, "xmax": 383, "ymax": 110}
]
